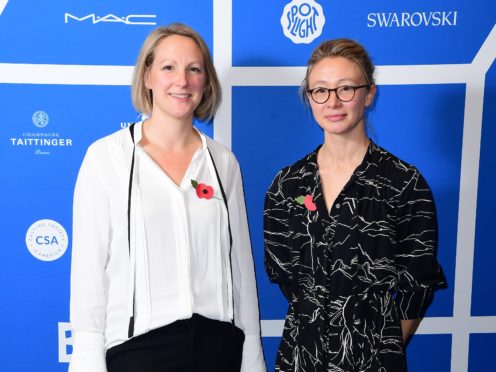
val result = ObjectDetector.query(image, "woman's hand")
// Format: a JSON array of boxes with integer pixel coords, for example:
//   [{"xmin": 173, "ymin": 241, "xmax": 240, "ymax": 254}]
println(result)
[{"xmin": 401, "ymin": 318, "xmax": 422, "ymax": 344}]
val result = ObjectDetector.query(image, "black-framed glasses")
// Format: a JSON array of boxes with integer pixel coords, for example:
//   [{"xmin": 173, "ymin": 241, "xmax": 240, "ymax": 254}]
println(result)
[{"xmin": 306, "ymin": 84, "xmax": 370, "ymax": 104}]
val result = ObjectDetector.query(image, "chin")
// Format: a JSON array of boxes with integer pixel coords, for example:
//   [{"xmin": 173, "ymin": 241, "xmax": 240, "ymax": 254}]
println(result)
[{"xmin": 319, "ymin": 122, "xmax": 348, "ymax": 133}]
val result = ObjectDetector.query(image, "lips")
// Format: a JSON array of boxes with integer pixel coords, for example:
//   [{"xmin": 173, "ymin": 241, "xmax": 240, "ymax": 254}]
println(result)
[
  {"xmin": 169, "ymin": 93, "xmax": 191, "ymax": 99},
  {"xmin": 325, "ymin": 113, "xmax": 346, "ymax": 122}
]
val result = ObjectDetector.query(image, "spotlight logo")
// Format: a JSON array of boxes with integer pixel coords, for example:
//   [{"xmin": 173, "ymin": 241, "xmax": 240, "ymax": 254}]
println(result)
[
  {"xmin": 26, "ymin": 219, "xmax": 69, "ymax": 261},
  {"xmin": 32, "ymin": 110, "xmax": 49, "ymax": 128},
  {"xmin": 281, "ymin": 0, "xmax": 325, "ymax": 44}
]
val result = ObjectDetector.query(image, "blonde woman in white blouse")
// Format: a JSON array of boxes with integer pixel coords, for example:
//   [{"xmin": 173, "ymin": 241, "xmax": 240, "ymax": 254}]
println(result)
[{"xmin": 69, "ymin": 23, "xmax": 266, "ymax": 372}]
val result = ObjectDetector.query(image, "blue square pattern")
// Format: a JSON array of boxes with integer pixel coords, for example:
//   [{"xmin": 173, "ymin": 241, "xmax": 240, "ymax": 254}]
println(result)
[
  {"xmin": 469, "ymin": 333, "xmax": 496, "ymax": 372},
  {"xmin": 407, "ymin": 334, "xmax": 452, "ymax": 372},
  {"xmin": 369, "ymin": 84, "xmax": 465, "ymax": 317},
  {"xmin": 262, "ymin": 337, "xmax": 282, "ymax": 372},
  {"xmin": 0, "ymin": 83, "xmax": 213, "ymax": 372},
  {"xmin": 262, "ymin": 332, "xmax": 452, "ymax": 371},
  {"xmin": 0, "ymin": 84, "xmax": 135, "ymax": 372},
  {"xmin": 0, "ymin": 0, "xmax": 213, "ymax": 65},
  {"xmin": 232, "ymin": 84, "xmax": 464, "ymax": 321},
  {"xmin": 233, "ymin": 0, "xmax": 494, "ymax": 66},
  {"xmin": 472, "ymin": 60, "xmax": 496, "ymax": 316},
  {"xmin": 0, "ymin": 83, "xmax": 214, "ymax": 193},
  {"xmin": 0, "ymin": 191, "xmax": 72, "ymax": 372},
  {"xmin": 1, "ymin": 84, "xmax": 138, "ymax": 193},
  {"xmin": 233, "ymin": 86, "xmax": 324, "ymax": 320}
]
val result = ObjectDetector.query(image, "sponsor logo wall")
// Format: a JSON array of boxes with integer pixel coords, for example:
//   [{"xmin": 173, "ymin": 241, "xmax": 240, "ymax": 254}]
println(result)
[{"xmin": 0, "ymin": 1, "xmax": 494, "ymax": 371}]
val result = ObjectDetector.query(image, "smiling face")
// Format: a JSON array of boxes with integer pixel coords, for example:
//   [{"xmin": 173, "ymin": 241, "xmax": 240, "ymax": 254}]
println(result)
[
  {"xmin": 307, "ymin": 56, "xmax": 376, "ymax": 139},
  {"xmin": 145, "ymin": 35, "xmax": 206, "ymax": 123}
]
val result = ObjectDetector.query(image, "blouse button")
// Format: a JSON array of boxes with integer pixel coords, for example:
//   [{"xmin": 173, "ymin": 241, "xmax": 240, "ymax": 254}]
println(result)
[{"xmin": 335, "ymin": 203, "xmax": 341, "ymax": 209}]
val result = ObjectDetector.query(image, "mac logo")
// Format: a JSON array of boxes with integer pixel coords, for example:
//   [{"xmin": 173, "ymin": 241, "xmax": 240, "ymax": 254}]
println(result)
[{"xmin": 64, "ymin": 13, "xmax": 157, "ymax": 26}]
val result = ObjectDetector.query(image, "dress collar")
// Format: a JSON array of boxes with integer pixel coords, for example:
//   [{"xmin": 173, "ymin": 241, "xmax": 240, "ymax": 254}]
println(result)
[
  {"xmin": 303, "ymin": 139, "xmax": 379, "ymax": 175},
  {"xmin": 300, "ymin": 140, "xmax": 380, "ymax": 215}
]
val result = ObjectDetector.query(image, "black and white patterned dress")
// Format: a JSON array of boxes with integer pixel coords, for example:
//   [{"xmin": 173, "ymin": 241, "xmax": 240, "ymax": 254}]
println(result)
[{"xmin": 264, "ymin": 141, "xmax": 446, "ymax": 372}]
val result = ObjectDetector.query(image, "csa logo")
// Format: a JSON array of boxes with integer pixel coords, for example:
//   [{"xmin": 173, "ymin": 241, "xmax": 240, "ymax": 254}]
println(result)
[
  {"xmin": 281, "ymin": 0, "xmax": 325, "ymax": 44},
  {"xmin": 26, "ymin": 219, "xmax": 69, "ymax": 261},
  {"xmin": 32, "ymin": 110, "xmax": 49, "ymax": 128}
]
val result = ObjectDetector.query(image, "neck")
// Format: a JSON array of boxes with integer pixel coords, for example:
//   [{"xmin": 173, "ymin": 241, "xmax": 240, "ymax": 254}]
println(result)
[
  {"xmin": 320, "ymin": 129, "xmax": 369, "ymax": 166},
  {"xmin": 141, "ymin": 115, "xmax": 198, "ymax": 151}
]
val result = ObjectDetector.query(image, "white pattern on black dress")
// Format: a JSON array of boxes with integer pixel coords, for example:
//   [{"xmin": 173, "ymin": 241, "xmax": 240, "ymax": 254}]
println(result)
[{"xmin": 264, "ymin": 141, "xmax": 446, "ymax": 372}]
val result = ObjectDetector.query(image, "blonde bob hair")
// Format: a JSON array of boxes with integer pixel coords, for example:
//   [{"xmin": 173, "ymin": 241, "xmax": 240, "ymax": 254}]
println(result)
[{"xmin": 131, "ymin": 23, "xmax": 221, "ymax": 122}]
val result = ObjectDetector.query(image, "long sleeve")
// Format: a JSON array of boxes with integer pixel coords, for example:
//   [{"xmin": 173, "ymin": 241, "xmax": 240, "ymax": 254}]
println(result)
[
  {"xmin": 394, "ymin": 169, "xmax": 446, "ymax": 320},
  {"xmin": 69, "ymin": 146, "xmax": 110, "ymax": 372},
  {"xmin": 227, "ymin": 155, "xmax": 267, "ymax": 372},
  {"xmin": 263, "ymin": 168, "xmax": 294, "ymax": 301}
]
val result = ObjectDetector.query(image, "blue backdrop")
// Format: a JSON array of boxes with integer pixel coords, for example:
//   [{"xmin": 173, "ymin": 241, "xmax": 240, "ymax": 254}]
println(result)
[{"xmin": 0, "ymin": 1, "xmax": 494, "ymax": 371}]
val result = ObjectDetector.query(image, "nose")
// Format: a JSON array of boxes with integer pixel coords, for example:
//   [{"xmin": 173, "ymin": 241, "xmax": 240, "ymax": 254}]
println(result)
[
  {"xmin": 326, "ymin": 90, "xmax": 341, "ymax": 108},
  {"xmin": 174, "ymin": 69, "xmax": 188, "ymax": 87}
]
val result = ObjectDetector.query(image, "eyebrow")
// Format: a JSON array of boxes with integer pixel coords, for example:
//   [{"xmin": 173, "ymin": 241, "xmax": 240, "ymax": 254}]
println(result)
[
  {"xmin": 312, "ymin": 78, "xmax": 358, "ymax": 86},
  {"xmin": 156, "ymin": 58, "xmax": 203, "ymax": 66}
]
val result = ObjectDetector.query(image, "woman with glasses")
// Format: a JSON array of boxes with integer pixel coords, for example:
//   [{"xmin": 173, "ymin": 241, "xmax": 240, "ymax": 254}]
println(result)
[{"xmin": 263, "ymin": 39, "xmax": 446, "ymax": 371}]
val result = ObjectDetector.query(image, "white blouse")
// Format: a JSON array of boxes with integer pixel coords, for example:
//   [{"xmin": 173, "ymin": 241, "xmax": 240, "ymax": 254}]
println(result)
[
  {"xmin": 69, "ymin": 122, "xmax": 266, "ymax": 372},
  {"xmin": 137, "ymin": 132, "xmax": 230, "ymax": 327}
]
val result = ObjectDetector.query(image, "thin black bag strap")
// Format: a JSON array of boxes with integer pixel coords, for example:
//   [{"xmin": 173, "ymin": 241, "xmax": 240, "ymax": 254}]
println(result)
[
  {"xmin": 207, "ymin": 149, "xmax": 233, "ymax": 248},
  {"xmin": 128, "ymin": 123, "xmax": 136, "ymax": 256},
  {"xmin": 127, "ymin": 123, "xmax": 136, "ymax": 337},
  {"xmin": 206, "ymin": 148, "xmax": 235, "ymax": 324}
]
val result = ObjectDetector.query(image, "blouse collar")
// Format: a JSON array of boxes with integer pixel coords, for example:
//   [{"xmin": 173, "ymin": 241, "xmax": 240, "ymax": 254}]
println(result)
[{"xmin": 133, "ymin": 120, "xmax": 207, "ymax": 152}]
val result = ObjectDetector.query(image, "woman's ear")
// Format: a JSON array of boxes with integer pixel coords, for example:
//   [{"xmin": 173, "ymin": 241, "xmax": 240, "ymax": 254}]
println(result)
[
  {"xmin": 365, "ymin": 84, "xmax": 377, "ymax": 107},
  {"xmin": 144, "ymin": 68, "xmax": 151, "ymax": 90}
]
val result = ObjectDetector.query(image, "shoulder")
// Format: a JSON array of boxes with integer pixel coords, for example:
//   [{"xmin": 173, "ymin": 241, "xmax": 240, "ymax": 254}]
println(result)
[
  {"xmin": 266, "ymin": 147, "xmax": 320, "ymax": 199},
  {"xmin": 204, "ymin": 134, "xmax": 238, "ymax": 169},
  {"xmin": 78, "ymin": 126, "xmax": 134, "ymax": 177},
  {"xmin": 85, "ymin": 126, "xmax": 130, "ymax": 157},
  {"xmin": 370, "ymin": 142, "xmax": 429, "ymax": 195},
  {"xmin": 372, "ymin": 142, "xmax": 421, "ymax": 179},
  {"xmin": 270, "ymin": 147, "xmax": 320, "ymax": 185}
]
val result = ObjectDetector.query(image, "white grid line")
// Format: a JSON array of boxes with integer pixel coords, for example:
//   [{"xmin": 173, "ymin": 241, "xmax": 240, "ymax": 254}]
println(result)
[
  {"xmin": 0, "ymin": 63, "xmax": 133, "ymax": 85},
  {"xmin": 0, "ymin": 63, "xmax": 479, "ymax": 87},
  {"xmin": 213, "ymin": 0, "xmax": 233, "ymax": 148},
  {"xmin": 262, "ymin": 316, "xmax": 496, "ymax": 338},
  {"xmin": 0, "ymin": 1, "xmax": 494, "ymax": 369},
  {"xmin": 0, "ymin": 0, "xmax": 8, "ymax": 16}
]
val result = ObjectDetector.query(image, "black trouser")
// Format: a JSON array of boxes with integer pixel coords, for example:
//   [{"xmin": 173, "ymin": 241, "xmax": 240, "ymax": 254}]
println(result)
[{"xmin": 106, "ymin": 314, "xmax": 245, "ymax": 372}]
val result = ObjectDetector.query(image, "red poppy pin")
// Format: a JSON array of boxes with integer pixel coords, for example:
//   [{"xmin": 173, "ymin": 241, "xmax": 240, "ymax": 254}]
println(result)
[
  {"xmin": 191, "ymin": 179, "xmax": 221, "ymax": 200},
  {"xmin": 295, "ymin": 194, "xmax": 317, "ymax": 211}
]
